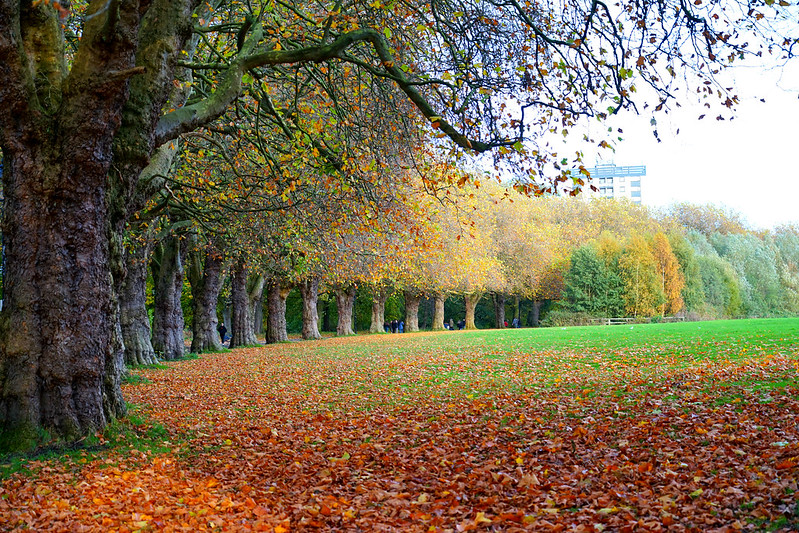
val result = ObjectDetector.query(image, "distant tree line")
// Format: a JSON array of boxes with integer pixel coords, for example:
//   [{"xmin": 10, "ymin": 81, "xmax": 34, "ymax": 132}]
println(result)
[{"xmin": 146, "ymin": 189, "xmax": 799, "ymax": 345}]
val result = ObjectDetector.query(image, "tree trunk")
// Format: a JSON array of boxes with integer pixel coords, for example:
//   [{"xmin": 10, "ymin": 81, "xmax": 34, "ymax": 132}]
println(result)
[
  {"xmin": 335, "ymin": 286, "xmax": 356, "ymax": 336},
  {"xmin": 253, "ymin": 299, "xmax": 265, "ymax": 336},
  {"xmin": 322, "ymin": 297, "xmax": 333, "ymax": 332},
  {"xmin": 431, "ymin": 293, "xmax": 446, "ymax": 331},
  {"xmin": 119, "ymin": 227, "xmax": 158, "ymax": 366},
  {"xmin": 514, "ymin": 295, "xmax": 521, "ymax": 322},
  {"xmin": 151, "ymin": 235, "xmax": 186, "ymax": 360},
  {"xmin": 299, "ymin": 278, "xmax": 322, "ymax": 340},
  {"xmin": 188, "ymin": 245, "xmax": 225, "ymax": 354},
  {"xmin": 494, "ymin": 293, "xmax": 507, "ymax": 329},
  {"xmin": 223, "ymin": 303, "xmax": 232, "ymax": 333},
  {"xmin": 404, "ymin": 289, "xmax": 423, "ymax": 332},
  {"xmin": 531, "ymin": 300, "xmax": 542, "ymax": 327},
  {"xmin": 370, "ymin": 289, "xmax": 389, "ymax": 333},
  {"xmin": 0, "ymin": 127, "xmax": 127, "ymax": 448},
  {"xmin": 266, "ymin": 279, "xmax": 291, "ymax": 344},
  {"xmin": 465, "ymin": 293, "xmax": 482, "ymax": 330},
  {"xmin": 230, "ymin": 260, "xmax": 258, "ymax": 348},
  {"xmin": 106, "ymin": 227, "xmax": 128, "ymax": 428},
  {"xmin": 247, "ymin": 274, "xmax": 266, "ymax": 338}
]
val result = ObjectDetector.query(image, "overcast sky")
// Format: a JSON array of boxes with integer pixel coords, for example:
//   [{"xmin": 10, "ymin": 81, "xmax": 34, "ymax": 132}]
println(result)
[{"xmin": 571, "ymin": 59, "xmax": 799, "ymax": 230}]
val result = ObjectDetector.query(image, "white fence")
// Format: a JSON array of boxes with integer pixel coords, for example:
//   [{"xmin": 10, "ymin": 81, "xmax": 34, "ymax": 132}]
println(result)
[{"xmin": 588, "ymin": 316, "xmax": 685, "ymax": 326}]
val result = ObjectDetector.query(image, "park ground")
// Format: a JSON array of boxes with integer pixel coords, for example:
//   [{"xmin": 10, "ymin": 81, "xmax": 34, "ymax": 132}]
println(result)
[{"xmin": 1, "ymin": 318, "xmax": 798, "ymax": 532}]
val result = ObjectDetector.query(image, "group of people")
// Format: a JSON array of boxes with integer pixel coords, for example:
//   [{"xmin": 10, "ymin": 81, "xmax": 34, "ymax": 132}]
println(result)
[
  {"xmin": 384, "ymin": 319, "xmax": 404, "ymax": 333},
  {"xmin": 444, "ymin": 319, "xmax": 466, "ymax": 330}
]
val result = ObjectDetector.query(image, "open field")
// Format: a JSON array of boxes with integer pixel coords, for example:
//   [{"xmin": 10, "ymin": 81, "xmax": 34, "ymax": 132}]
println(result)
[{"xmin": 2, "ymin": 318, "xmax": 798, "ymax": 532}]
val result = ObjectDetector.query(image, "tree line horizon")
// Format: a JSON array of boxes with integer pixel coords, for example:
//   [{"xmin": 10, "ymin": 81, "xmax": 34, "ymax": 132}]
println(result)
[{"xmin": 151, "ymin": 187, "xmax": 799, "ymax": 354}]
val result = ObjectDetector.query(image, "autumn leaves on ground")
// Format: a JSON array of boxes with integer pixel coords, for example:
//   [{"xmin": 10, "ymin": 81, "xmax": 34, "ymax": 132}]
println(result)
[{"xmin": 2, "ymin": 320, "xmax": 799, "ymax": 532}]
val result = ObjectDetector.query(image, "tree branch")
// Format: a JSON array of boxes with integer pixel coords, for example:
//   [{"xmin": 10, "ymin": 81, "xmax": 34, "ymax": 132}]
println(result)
[{"xmin": 156, "ymin": 26, "xmax": 509, "ymax": 153}]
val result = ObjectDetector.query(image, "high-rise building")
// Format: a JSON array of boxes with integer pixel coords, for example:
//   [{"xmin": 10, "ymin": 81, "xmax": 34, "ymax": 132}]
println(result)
[{"xmin": 573, "ymin": 163, "xmax": 646, "ymax": 204}]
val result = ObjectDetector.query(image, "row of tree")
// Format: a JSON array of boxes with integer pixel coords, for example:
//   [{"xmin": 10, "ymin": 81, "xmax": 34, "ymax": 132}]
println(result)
[{"xmin": 129, "ymin": 179, "xmax": 799, "ymax": 365}]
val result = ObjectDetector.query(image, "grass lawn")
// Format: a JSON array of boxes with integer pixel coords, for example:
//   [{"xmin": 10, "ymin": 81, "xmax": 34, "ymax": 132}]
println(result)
[{"xmin": 2, "ymin": 318, "xmax": 798, "ymax": 532}]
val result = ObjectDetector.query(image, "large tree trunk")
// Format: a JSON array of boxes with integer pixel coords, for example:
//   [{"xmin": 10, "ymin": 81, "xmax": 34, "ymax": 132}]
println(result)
[
  {"xmin": 0, "ymin": 150, "xmax": 124, "ymax": 447},
  {"xmin": 432, "ymin": 293, "xmax": 446, "ymax": 331},
  {"xmin": 188, "ymin": 244, "xmax": 225, "ymax": 354},
  {"xmin": 119, "ymin": 226, "xmax": 158, "ymax": 366},
  {"xmin": 230, "ymin": 260, "xmax": 258, "ymax": 348},
  {"xmin": 494, "ymin": 293, "xmax": 507, "ymax": 329},
  {"xmin": 0, "ymin": 3, "xmax": 143, "ymax": 443},
  {"xmin": 151, "ymin": 235, "xmax": 186, "ymax": 360},
  {"xmin": 299, "ymin": 278, "xmax": 322, "ymax": 340},
  {"xmin": 369, "ymin": 289, "xmax": 389, "ymax": 333},
  {"xmin": 465, "ymin": 293, "xmax": 482, "ymax": 330},
  {"xmin": 335, "ymin": 286, "xmax": 356, "ymax": 336},
  {"xmin": 266, "ymin": 279, "xmax": 291, "ymax": 344},
  {"xmin": 404, "ymin": 289, "xmax": 423, "ymax": 332}
]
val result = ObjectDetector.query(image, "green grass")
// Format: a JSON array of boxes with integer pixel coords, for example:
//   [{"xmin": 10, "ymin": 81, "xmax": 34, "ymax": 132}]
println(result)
[
  {"xmin": 265, "ymin": 317, "xmax": 799, "ymax": 412},
  {"xmin": 122, "ymin": 373, "xmax": 152, "ymax": 385},
  {"xmin": 0, "ymin": 404, "xmax": 177, "ymax": 480}
]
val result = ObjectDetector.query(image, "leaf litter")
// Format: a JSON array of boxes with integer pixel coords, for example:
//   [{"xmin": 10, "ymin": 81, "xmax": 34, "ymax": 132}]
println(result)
[{"xmin": 1, "ymin": 328, "xmax": 798, "ymax": 532}]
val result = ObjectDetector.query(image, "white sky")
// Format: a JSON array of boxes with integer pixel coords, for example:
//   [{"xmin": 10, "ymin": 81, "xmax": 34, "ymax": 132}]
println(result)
[{"xmin": 570, "ymin": 59, "xmax": 799, "ymax": 230}]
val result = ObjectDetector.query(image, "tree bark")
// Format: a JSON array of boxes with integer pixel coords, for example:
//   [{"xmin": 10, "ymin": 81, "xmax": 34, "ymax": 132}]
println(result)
[
  {"xmin": 106, "ymin": 228, "xmax": 128, "ymax": 425},
  {"xmin": 494, "ymin": 293, "xmax": 507, "ymax": 329},
  {"xmin": 322, "ymin": 297, "xmax": 334, "ymax": 332},
  {"xmin": 0, "ymin": 149, "xmax": 123, "ymax": 445},
  {"xmin": 0, "ymin": 2, "xmax": 146, "ymax": 446},
  {"xmin": 248, "ymin": 274, "xmax": 266, "ymax": 337},
  {"xmin": 253, "ymin": 299, "xmax": 265, "ymax": 336},
  {"xmin": 120, "ymin": 226, "xmax": 158, "ymax": 366},
  {"xmin": 465, "ymin": 293, "xmax": 482, "ymax": 330},
  {"xmin": 432, "ymin": 293, "xmax": 446, "ymax": 331},
  {"xmin": 369, "ymin": 289, "xmax": 389, "ymax": 333},
  {"xmin": 223, "ymin": 302, "xmax": 232, "ymax": 333},
  {"xmin": 266, "ymin": 279, "xmax": 291, "ymax": 344},
  {"xmin": 335, "ymin": 286, "xmax": 356, "ymax": 336},
  {"xmin": 531, "ymin": 300, "xmax": 542, "ymax": 327},
  {"xmin": 404, "ymin": 289, "xmax": 423, "ymax": 332},
  {"xmin": 187, "ymin": 244, "xmax": 225, "ymax": 354},
  {"xmin": 514, "ymin": 295, "xmax": 521, "ymax": 322},
  {"xmin": 151, "ymin": 235, "xmax": 186, "ymax": 360},
  {"xmin": 230, "ymin": 260, "xmax": 258, "ymax": 348},
  {"xmin": 299, "ymin": 278, "xmax": 322, "ymax": 340}
]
